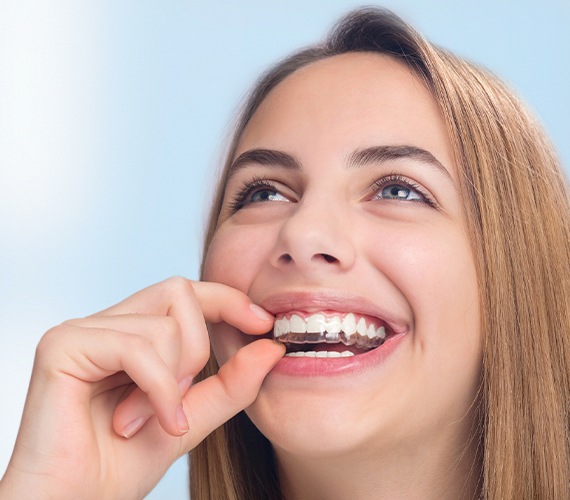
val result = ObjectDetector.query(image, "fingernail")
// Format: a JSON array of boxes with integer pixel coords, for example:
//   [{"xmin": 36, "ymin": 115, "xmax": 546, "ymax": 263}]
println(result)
[
  {"xmin": 178, "ymin": 375, "xmax": 193, "ymax": 395},
  {"xmin": 122, "ymin": 416, "xmax": 149, "ymax": 439},
  {"xmin": 249, "ymin": 303, "xmax": 274, "ymax": 321},
  {"xmin": 176, "ymin": 404, "xmax": 189, "ymax": 434}
]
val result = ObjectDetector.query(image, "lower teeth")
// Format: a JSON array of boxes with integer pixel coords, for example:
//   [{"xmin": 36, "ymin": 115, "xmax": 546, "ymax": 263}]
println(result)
[{"xmin": 284, "ymin": 350, "xmax": 354, "ymax": 358}]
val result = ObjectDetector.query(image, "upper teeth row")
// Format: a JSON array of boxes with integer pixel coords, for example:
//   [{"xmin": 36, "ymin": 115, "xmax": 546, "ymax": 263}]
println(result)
[{"xmin": 274, "ymin": 313, "xmax": 386, "ymax": 340}]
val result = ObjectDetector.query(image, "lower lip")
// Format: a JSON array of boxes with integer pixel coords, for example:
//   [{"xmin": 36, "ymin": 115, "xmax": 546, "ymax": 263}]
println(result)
[{"xmin": 270, "ymin": 332, "xmax": 407, "ymax": 377}]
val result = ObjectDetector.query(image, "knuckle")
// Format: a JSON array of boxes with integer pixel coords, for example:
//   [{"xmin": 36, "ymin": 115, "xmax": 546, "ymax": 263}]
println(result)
[
  {"xmin": 36, "ymin": 325, "xmax": 67, "ymax": 356},
  {"xmin": 61, "ymin": 317, "xmax": 82, "ymax": 327},
  {"xmin": 34, "ymin": 324, "xmax": 74, "ymax": 371},
  {"xmin": 163, "ymin": 276, "xmax": 195, "ymax": 297},
  {"xmin": 191, "ymin": 346, "xmax": 211, "ymax": 371},
  {"xmin": 219, "ymin": 377, "xmax": 245, "ymax": 407}
]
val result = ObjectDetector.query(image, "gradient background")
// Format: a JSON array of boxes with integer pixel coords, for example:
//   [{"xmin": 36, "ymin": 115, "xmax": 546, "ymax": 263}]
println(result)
[{"xmin": 1, "ymin": 1, "xmax": 568, "ymax": 498}]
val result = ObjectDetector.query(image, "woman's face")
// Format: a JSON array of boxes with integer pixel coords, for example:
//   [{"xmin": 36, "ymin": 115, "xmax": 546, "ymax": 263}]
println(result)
[{"xmin": 203, "ymin": 53, "xmax": 481, "ymax": 459}]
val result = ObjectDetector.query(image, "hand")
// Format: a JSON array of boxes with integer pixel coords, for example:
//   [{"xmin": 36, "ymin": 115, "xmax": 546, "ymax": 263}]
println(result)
[{"xmin": 0, "ymin": 277, "xmax": 284, "ymax": 499}]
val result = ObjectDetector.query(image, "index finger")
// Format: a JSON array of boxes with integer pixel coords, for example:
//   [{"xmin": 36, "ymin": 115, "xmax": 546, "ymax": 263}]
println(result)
[
  {"xmin": 97, "ymin": 278, "xmax": 273, "ymax": 330},
  {"xmin": 94, "ymin": 278, "xmax": 275, "ymax": 377}
]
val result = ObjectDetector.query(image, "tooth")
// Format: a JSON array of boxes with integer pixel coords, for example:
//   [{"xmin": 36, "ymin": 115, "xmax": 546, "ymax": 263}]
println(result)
[
  {"xmin": 366, "ymin": 324, "xmax": 376, "ymax": 338},
  {"xmin": 306, "ymin": 313, "xmax": 326, "ymax": 333},
  {"xmin": 277, "ymin": 318, "xmax": 291, "ymax": 336},
  {"xmin": 325, "ymin": 316, "xmax": 341, "ymax": 333},
  {"xmin": 285, "ymin": 351, "xmax": 304, "ymax": 357},
  {"xmin": 356, "ymin": 317, "xmax": 367, "ymax": 336},
  {"xmin": 325, "ymin": 331, "xmax": 339, "ymax": 341},
  {"xmin": 341, "ymin": 313, "xmax": 357, "ymax": 335},
  {"xmin": 285, "ymin": 350, "xmax": 348, "ymax": 358},
  {"xmin": 274, "ymin": 318, "xmax": 284, "ymax": 337},
  {"xmin": 290, "ymin": 314, "xmax": 306, "ymax": 334},
  {"xmin": 377, "ymin": 326, "xmax": 386, "ymax": 339},
  {"xmin": 344, "ymin": 332, "xmax": 357, "ymax": 345}
]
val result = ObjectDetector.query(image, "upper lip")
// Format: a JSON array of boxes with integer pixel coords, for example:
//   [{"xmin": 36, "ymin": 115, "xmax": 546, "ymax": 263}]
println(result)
[{"xmin": 259, "ymin": 289, "xmax": 410, "ymax": 335}]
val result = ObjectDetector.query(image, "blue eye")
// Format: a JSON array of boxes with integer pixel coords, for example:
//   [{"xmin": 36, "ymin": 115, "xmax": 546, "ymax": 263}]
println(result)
[
  {"xmin": 229, "ymin": 179, "xmax": 290, "ymax": 212},
  {"xmin": 370, "ymin": 174, "xmax": 437, "ymax": 207},
  {"xmin": 379, "ymin": 183, "xmax": 423, "ymax": 201},
  {"xmin": 250, "ymin": 188, "xmax": 288, "ymax": 203}
]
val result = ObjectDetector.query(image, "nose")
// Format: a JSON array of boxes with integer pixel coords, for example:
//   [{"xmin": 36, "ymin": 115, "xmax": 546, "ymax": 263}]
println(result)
[{"xmin": 270, "ymin": 196, "xmax": 356, "ymax": 273}]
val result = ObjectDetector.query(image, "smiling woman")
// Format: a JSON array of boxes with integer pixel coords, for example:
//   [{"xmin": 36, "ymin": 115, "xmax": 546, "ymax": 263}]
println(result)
[
  {"xmin": 1, "ymin": 6, "xmax": 569, "ymax": 500},
  {"xmin": 200, "ymin": 48, "xmax": 482, "ymax": 499},
  {"xmin": 195, "ymin": 8, "xmax": 570, "ymax": 500}
]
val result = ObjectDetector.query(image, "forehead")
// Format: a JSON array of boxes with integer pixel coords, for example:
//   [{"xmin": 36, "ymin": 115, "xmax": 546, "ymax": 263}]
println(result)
[{"xmin": 236, "ymin": 53, "xmax": 455, "ymax": 180}]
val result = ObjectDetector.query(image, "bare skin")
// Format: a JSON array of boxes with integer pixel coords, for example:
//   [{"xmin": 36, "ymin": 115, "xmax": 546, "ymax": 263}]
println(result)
[
  {"xmin": 1, "ymin": 54, "xmax": 482, "ymax": 500},
  {"xmin": 205, "ymin": 53, "xmax": 482, "ymax": 499},
  {"xmin": 0, "ymin": 278, "xmax": 284, "ymax": 499}
]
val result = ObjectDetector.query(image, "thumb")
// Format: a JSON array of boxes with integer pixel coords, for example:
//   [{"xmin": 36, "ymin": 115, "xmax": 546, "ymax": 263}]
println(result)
[{"xmin": 178, "ymin": 339, "xmax": 284, "ymax": 451}]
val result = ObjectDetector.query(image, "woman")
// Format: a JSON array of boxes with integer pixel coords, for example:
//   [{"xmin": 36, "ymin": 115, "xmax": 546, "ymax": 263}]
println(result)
[{"xmin": 2, "ymin": 7, "xmax": 569, "ymax": 499}]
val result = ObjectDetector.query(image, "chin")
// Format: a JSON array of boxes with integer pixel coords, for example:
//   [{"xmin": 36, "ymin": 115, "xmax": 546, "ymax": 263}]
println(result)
[
  {"xmin": 245, "ymin": 388, "xmax": 380, "ymax": 459},
  {"xmin": 243, "ymin": 359, "xmax": 415, "ymax": 460}
]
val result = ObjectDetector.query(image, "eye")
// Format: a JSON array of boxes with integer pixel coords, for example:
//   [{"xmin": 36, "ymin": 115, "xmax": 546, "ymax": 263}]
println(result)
[
  {"xmin": 250, "ymin": 187, "xmax": 288, "ymax": 203},
  {"xmin": 371, "ymin": 174, "xmax": 436, "ymax": 207},
  {"xmin": 228, "ymin": 178, "xmax": 291, "ymax": 212},
  {"xmin": 379, "ymin": 183, "xmax": 422, "ymax": 201}
]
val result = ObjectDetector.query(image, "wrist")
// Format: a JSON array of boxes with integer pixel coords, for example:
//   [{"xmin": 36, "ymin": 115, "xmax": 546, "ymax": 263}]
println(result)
[{"xmin": 0, "ymin": 468, "xmax": 57, "ymax": 500}]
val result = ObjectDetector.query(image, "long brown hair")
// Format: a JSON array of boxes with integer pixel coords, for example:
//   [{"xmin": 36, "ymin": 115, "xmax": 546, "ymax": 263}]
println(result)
[{"xmin": 191, "ymin": 8, "xmax": 570, "ymax": 499}]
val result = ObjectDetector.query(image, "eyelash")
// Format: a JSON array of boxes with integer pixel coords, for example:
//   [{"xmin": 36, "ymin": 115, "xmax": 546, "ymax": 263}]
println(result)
[
  {"xmin": 227, "ymin": 174, "xmax": 438, "ymax": 212},
  {"xmin": 371, "ymin": 174, "xmax": 437, "ymax": 208},
  {"xmin": 228, "ymin": 176, "xmax": 283, "ymax": 212}
]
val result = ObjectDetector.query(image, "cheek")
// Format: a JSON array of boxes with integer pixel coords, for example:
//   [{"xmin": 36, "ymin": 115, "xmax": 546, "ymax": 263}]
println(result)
[
  {"xmin": 366, "ymin": 224, "xmax": 482, "ymax": 425},
  {"xmin": 374, "ymin": 223, "xmax": 478, "ymax": 316},
  {"xmin": 203, "ymin": 224, "xmax": 277, "ymax": 366},
  {"xmin": 368, "ymin": 222, "xmax": 481, "ymax": 356},
  {"xmin": 409, "ymin": 229, "xmax": 479, "ymax": 332},
  {"xmin": 203, "ymin": 225, "xmax": 270, "ymax": 290}
]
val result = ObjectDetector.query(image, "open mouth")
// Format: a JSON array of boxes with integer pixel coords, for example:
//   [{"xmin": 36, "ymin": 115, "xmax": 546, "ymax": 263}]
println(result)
[{"xmin": 273, "ymin": 312, "xmax": 391, "ymax": 358}]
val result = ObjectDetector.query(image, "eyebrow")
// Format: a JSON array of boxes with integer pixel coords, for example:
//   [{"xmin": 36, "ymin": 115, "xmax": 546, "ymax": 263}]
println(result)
[
  {"xmin": 347, "ymin": 145, "xmax": 452, "ymax": 179},
  {"xmin": 228, "ymin": 149, "xmax": 301, "ymax": 180},
  {"xmin": 227, "ymin": 145, "xmax": 451, "ymax": 180}
]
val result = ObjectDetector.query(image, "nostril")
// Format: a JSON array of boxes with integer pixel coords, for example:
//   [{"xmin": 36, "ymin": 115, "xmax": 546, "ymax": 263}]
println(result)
[
  {"xmin": 276, "ymin": 252, "xmax": 341, "ymax": 266},
  {"xmin": 320, "ymin": 253, "xmax": 338, "ymax": 264},
  {"xmin": 279, "ymin": 253, "xmax": 293, "ymax": 264}
]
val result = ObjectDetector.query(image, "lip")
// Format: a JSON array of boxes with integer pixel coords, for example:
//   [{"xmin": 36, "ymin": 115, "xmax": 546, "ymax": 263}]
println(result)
[
  {"xmin": 259, "ymin": 289, "xmax": 410, "ymax": 377},
  {"xmin": 272, "ymin": 332, "xmax": 406, "ymax": 376},
  {"xmin": 260, "ymin": 289, "xmax": 409, "ymax": 335}
]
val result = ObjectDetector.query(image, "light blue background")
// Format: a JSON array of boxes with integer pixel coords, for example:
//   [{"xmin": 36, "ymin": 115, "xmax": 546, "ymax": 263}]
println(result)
[{"xmin": 1, "ymin": 1, "xmax": 568, "ymax": 498}]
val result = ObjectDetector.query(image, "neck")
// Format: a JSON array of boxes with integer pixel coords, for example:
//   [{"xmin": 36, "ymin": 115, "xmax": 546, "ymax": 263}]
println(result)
[{"xmin": 275, "ymin": 425, "xmax": 482, "ymax": 500}]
